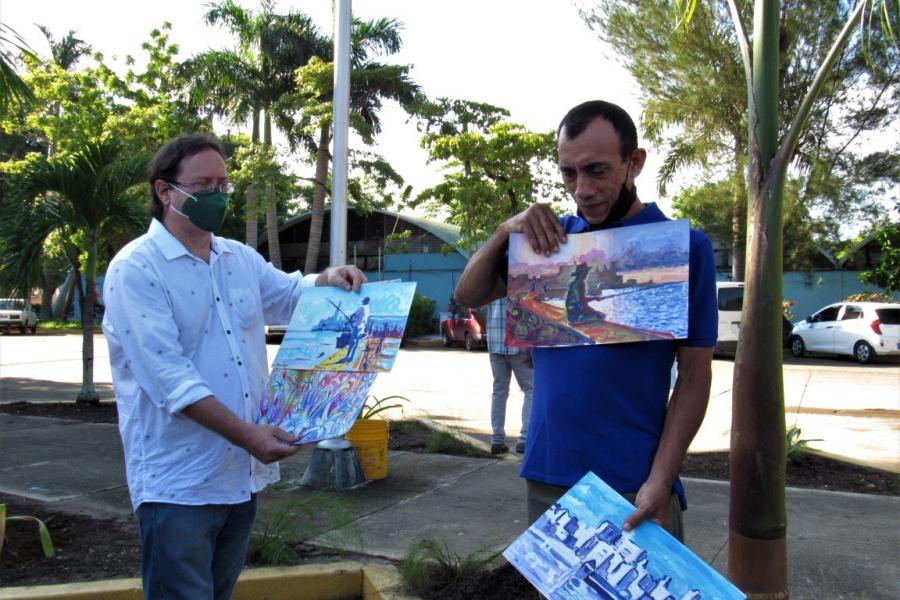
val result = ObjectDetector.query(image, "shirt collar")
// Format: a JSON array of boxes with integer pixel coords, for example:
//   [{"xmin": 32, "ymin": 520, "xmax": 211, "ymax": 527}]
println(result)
[
  {"xmin": 147, "ymin": 218, "xmax": 230, "ymax": 261},
  {"xmin": 573, "ymin": 202, "xmax": 666, "ymax": 233}
]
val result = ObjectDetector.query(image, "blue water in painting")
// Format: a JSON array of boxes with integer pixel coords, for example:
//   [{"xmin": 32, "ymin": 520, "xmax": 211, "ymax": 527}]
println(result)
[
  {"xmin": 276, "ymin": 330, "xmax": 342, "ymax": 368},
  {"xmin": 589, "ymin": 281, "xmax": 688, "ymax": 337}
]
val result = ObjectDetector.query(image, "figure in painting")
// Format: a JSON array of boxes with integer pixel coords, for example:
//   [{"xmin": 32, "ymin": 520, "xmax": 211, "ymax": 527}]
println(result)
[{"xmin": 565, "ymin": 263, "xmax": 605, "ymax": 324}]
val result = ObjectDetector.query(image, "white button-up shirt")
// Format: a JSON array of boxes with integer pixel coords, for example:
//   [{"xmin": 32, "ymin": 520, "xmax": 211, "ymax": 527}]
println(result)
[{"xmin": 102, "ymin": 219, "xmax": 316, "ymax": 509}]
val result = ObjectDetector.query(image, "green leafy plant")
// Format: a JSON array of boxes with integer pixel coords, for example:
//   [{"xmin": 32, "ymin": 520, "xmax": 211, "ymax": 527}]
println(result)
[
  {"xmin": 844, "ymin": 292, "xmax": 889, "ymax": 303},
  {"xmin": 358, "ymin": 394, "xmax": 409, "ymax": 420},
  {"xmin": 36, "ymin": 320, "xmax": 82, "ymax": 331},
  {"xmin": 404, "ymin": 293, "xmax": 438, "ymax": 338},
  {"xmin": 786, "ymin": 426, "xmax": 823, "ymax": 464},
  {"xmin": 399, "ymin": 538, "xmax": 500, "ymax": 595},
  {"xmin": 0, "ymin": 503, "xmax": 55, "ymax": 558},
  {"xmin": 249, "ymin": 494, "xmax": 361, "ymax": 566}
]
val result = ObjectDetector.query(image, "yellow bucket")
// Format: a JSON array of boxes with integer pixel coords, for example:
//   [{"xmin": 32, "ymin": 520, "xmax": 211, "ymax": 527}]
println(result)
[{"xmin": 345, "ymin": 419, "xmax": 389, "ymax": 480}]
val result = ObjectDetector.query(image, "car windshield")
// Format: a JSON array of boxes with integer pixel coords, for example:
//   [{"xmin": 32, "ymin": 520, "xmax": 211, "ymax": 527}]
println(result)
[
  {"xmin": 0, "ymin": 300, "xmax": 24, "ymax": 310},
  {"xmin": 875, "ymin": 308, "xmax": 900, "ymax": 324}
]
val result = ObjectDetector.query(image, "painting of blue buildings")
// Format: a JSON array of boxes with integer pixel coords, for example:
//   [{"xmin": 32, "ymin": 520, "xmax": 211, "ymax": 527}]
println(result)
[
  {"xmin": 273, "ymin": 281, "xmax": 416, "ymax": 372},
  {"xmin": 503, "ymin": 472, "xmax": 745, "ymax": 600}
]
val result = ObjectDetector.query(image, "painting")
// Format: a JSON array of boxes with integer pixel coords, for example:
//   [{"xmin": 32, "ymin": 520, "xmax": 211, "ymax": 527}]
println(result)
[
  {"xmin": 503, "ymin": 471, "xmax": 746, "ymax": 600},
  {"xmin": 257, "ymin": 367, "xmax": 378, "ymax": 443},
  {"xmin": 272, "ymin": 281, "xmax": 417, "ymax": 372},
  {"xmin": 506, "ymin": 219, "xmax": 690, "ymax": 348}
]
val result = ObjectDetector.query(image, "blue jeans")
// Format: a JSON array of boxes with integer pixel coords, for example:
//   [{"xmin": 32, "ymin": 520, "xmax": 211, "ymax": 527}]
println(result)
[
  {"xmin": 489, "ymin": 352, "xmax": 534, "ymax": 445},
  {"xmin": 136, "ymin": 496, "xmax": 257, "ymax": 600}
]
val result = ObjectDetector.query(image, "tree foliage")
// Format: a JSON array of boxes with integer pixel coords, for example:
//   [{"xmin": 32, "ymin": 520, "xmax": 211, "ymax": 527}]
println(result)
[
  {"xmin": 411, "ymin": 97, "xmax": 567, "ymax": 252},
  {"xmin": 580, "ymin": 0, "xmax": 899, "ymax": 272},
  {"xmin": 859, "ymin": 221, "xmax": 900, "ymax": 293}
]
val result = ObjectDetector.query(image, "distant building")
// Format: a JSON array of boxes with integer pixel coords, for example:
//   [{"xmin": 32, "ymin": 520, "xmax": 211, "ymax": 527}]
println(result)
[{"xmin": 258, "ymin": 207, "xmax": 471, "ymax": 324}]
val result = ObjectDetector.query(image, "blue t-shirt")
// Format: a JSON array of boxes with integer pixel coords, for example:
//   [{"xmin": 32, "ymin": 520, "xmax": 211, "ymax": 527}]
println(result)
[{"xmin": 518, "ymin": 203, "xmax": 717, "ymax": 508}]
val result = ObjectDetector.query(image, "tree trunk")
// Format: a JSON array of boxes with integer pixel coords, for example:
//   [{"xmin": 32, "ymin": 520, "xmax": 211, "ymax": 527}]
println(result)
[
  {"xmin": 728, "ymin": 0, "xmax": 787, "ymax": 596},
  {"xmin": 263, "ymin": 111, "xmax": 282, "ymax": 270},
  {"xmin": 40, "ymin": 260, "xmax": 54, "ymax": 321},
  {"xmin": 305, "ymin": 123, "xmax": 331, "ymax": 275},
  {"xmin": 245, "ymin": 109, "xmax": 261, "ymax": 250},
  {"xmin": 731, "ymin": 150, "xmax": 747, "ymax": 281},
  {"xmin": 73, "ymin": 241, "xmax": 99, "ymax": 404}
]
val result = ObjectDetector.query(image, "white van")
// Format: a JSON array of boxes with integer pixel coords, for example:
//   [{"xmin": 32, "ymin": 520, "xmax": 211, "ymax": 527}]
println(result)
[{"xmin": 715, "ymin": 282, "xmax": 744, "ymax": 354}]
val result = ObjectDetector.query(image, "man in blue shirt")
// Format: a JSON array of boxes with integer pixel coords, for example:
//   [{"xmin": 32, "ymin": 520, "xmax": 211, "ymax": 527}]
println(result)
[{"xmin": 454, "ymin": 100, "xmax": 716, "ymax": 541}]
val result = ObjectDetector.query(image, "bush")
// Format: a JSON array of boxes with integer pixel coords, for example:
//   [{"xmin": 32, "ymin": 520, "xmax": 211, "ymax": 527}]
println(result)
[{"xmin": 405, "ymin": 293, "xmax": 437, "ymax": 338}]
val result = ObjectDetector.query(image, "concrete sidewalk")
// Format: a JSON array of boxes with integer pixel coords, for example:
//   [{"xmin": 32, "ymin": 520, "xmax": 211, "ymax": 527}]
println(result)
[{"xmin": 1, "ymin": 412, "xmax": 897, "ymax": 599}]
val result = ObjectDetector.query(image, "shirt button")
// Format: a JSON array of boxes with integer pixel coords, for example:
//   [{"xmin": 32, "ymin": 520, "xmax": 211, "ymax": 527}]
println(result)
[{"xmin": 227, "ymin": 330, "xmax": 232, "ymax": 334}]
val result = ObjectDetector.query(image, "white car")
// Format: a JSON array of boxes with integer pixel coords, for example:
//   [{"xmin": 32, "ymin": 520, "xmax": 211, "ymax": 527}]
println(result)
[
  {"xmin": 789, "ymin": 302, "xmax": 900, "ymax": 364},
  {"xmin": 0, "ymin": 298, "xmax": 38, "ymax": 334}
]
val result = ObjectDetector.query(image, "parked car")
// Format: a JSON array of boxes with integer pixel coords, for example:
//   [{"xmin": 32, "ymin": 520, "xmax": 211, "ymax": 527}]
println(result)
[
  {"xmin": 440, "ymin": 305, "xmax": 486, "ymax": 350},
  {"xmin": 789, "ymin": 301, "xmax": 900, "ymax": 364},
  {"xmin": 0, "ymin": 298, "xmax": 38, "ymax": 334},
  {"xmin": 714, "ymin": 282, "xmax": 792, "ymax": 355}
]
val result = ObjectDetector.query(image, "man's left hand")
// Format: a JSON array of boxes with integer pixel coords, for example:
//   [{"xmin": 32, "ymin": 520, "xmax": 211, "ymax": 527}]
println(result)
[
  {"xmin": 622, "ymin": 479, "xmax": 671, "ymax": 533},
  {"xmin": 316, "ymin": 265, "xmax": 367, "ymax": 292}
]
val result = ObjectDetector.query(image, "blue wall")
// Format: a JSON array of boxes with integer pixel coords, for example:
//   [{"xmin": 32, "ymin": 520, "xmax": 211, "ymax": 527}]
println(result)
[
  {"xmin": 717, "ymin": 271, "xmax": 899, "ymax": 323},
  {"xmin": 364, "ymin": 252, "xmax": 469, "ymax": 332}
]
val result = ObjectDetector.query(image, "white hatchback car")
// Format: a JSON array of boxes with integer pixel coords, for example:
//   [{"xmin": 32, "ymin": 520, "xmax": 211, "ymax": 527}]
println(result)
[{"xmin": 789, "ymin": 302, "xmax": 900, "ymax": 364}]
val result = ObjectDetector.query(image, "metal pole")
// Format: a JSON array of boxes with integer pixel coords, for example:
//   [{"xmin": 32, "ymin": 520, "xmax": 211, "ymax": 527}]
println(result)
[{"xmin": 329, "ymin": 0, "xmax": 351, "ymax": 268}]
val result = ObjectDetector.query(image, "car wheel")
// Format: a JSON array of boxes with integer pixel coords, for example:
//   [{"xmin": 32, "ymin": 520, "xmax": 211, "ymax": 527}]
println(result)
[
  {"xmin": 853, "ymin": 341, "xmax": 875, "ymax": 364},
  {"xmin": 441, "ymin": 329, "xmax": 451, "ymax": 347},
  {"xmin": 30, "ymin": 324, "xmax": 37, "ymax": 334},
  {"xmin": 464, "ymin": 332, "xmax": 475, "ymax": 351},
  {"xmin": 789, "ymin": 336, "xmax": 806, "ymax": 358},
  {"xmin": 19, "ymin": 325, "xmax": 27, "ymax": 334}
]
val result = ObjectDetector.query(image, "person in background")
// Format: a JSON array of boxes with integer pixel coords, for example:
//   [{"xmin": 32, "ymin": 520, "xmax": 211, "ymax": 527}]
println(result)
[{"xmin": 485, "ymin": 296, "xmax": 534, "ymax": 455}]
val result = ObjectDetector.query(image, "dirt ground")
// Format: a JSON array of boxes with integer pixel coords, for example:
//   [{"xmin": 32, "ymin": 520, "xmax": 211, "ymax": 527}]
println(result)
[{"xmin": 1, "ymin": 401, "xmax": 897, "ymax": 593}]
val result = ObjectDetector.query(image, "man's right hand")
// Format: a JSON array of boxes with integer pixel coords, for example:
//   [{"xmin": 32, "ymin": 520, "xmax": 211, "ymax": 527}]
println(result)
[
  {"xmin": 503, "ymin": 203, "xmax": 567, "ymax": 256},
  {"xmin": 243, "ymin": 423, "xmax": 303, "ymax": 463}
]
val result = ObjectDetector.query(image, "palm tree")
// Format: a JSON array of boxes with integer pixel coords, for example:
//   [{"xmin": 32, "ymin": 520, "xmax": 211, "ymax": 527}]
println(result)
[
  {"xmin": 279, "ymin": 17, "xmax": 419, "ymax": 274},
  {"xmin": 1, "ymin": 137, "xmax": 148, "ymax": 403},
  {"xmin": 0, "ymin": 23, "xmax": 35, "ymax": 116},
  {"xmin": 192, "ymin": 0, "xmax": 328, "ymax": 267}
]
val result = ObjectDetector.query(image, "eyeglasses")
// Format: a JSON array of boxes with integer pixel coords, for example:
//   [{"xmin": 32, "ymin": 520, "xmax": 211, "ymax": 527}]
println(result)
[{"xmin": 169, "ymin": 180, "xmax": 234, "ymax": 195}]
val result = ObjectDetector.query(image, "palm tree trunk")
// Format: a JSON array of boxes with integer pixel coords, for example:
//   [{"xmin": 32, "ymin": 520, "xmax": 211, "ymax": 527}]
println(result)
[
  {"xmin": 731, "ymin": 149, "xmax": 747, "ymax": 281},
  {"xmin": 263, "ymin": 111, "xmax": 282, "ymax": 270},
  {"xmin": 728, "ymin": 0, "xmax": 787, "ymax": 596},
  {"xmin": 245, "ymin": 108, "xmax": 261, "ymax": 249},
  {"xmin": 74, "ymin": 239, "xmax": 99, "ymax": 404},
  {"xmin": 40, "ymin": 259, "xmax": 54, "ymax": 321},
  {"xmin": 305, "ymin": 123, "xmax": 331, "ymax": 274}
]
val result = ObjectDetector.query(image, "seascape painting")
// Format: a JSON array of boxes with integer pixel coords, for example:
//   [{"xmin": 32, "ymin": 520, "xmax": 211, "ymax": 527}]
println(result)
[
  {"xmin": 273, "ymin": 281, "xmax": 416, "ymax": 372},
  {"xmin": 258, "ymin": 367, "xmax": 378, "ymax": 443},
  {"xmin": 503, "ymin": 472, "xmax": 746, "ymax": 600},
  {"xmin": 507, "ymin": 220, "xmax": 689, "ymax": 348}
]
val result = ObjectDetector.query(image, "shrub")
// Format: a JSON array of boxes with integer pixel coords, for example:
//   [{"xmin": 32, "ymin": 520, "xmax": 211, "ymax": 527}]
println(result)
[{"xmin": 405, "ymin": 293, "xmax": 437, "ymax": 338}]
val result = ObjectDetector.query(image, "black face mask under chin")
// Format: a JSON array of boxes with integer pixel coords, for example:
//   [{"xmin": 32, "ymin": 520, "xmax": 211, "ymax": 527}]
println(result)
[{"xmin": 576, "ymin": 182, "xmax": 637, "ymax": 229}]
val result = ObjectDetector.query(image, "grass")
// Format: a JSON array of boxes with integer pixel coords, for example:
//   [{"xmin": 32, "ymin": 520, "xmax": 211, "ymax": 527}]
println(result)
[
  {"xmin": 399, "ymin": 538, "xmax": 500, "ymax": 596},
  {"xmin": 37, "ymin": 320, "xmax": 83, "ymax": 331}
]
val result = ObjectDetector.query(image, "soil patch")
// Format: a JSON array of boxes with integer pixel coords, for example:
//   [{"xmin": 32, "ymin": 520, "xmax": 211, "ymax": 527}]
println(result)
[{"xmin": 1, "ymin": 401, "xmax": 897, "ymax": 592}]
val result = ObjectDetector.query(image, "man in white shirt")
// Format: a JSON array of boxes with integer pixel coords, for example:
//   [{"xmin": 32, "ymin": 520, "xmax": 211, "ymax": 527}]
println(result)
[{"xmin": 102, "ymin": 133, "xmax": 366, "ymax": 600}]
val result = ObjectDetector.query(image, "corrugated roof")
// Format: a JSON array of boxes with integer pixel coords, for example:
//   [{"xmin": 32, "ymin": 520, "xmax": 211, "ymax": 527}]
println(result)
[{"xmin": 279, "ymin": 206, "xmax": 470, "ymax": 258}]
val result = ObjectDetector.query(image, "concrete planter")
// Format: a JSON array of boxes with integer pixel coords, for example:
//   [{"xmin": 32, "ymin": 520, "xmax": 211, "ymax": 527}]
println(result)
[{"xmin": 0, "ymin": 562, "xmax": 419, "ymax": 600}]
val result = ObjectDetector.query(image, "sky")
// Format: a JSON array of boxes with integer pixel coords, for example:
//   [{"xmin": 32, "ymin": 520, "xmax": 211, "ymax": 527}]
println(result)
[{"xmin": 1, "ymin": 0, "xmax": 677, "ymax": 216}]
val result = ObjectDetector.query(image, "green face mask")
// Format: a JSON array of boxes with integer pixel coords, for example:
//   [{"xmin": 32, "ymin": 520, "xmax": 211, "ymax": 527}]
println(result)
[{"xmin": 168, "ymin": 184, "xmax": 229, "ymax": 232}]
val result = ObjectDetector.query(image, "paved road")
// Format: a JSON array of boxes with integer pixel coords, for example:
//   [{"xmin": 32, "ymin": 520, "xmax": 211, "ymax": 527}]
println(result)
[{"xmin": 1, "ymin": 331, "xmax": 898, "ymax": 471}]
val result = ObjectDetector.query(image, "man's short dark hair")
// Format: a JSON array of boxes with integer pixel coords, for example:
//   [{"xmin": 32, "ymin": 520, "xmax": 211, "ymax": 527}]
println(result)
[
  {"xmin": 148, "ymin": 133, "xmax": 225, "ymax": 221},
  {"xmin": 557, "ymin": 100, "xmax": 638, "ymax": 161}
]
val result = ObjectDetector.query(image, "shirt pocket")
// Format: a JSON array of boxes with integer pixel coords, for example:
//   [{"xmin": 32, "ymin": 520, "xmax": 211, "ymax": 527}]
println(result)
[{"xmin": 229, "ymin": 286, "xmax": 261, "ymax": 330}]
